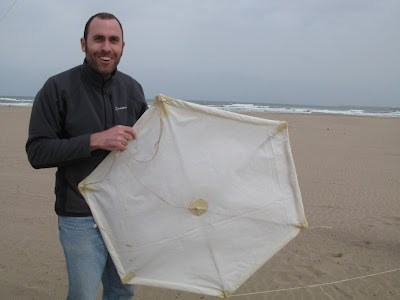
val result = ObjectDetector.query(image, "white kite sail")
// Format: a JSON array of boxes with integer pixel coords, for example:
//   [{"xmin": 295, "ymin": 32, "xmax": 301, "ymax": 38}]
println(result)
[{"xmin": 79, "ymin": 95, "xmax": 307, "ymax": 298}]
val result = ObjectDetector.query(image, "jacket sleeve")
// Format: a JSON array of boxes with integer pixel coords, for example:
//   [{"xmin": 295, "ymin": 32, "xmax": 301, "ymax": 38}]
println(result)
[{"xmin": 26, "ymin": 78, "xmax": 92, "ymax": 169}]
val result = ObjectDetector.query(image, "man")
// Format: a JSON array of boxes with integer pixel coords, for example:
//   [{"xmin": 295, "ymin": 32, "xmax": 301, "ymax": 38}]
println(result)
[{"xmin": 26, "ymin": 12, "xmax": 147, "ymax": 299}]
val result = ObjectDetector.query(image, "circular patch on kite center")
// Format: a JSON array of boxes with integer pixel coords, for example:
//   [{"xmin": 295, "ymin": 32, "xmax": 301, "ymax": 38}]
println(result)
[{"xmin": 188, "ymin": 198, "xmax": 208, "ymax": 216}]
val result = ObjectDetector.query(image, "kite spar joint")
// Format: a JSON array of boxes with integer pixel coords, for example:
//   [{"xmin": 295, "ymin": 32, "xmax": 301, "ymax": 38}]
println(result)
[
  {"xmin": 218, "ymin": 290, "xmax": 232, "ymax": 299},
  {"xmin": 296, "ymin": 217, "xmax": 309, "ymax": 231},
  {"xmin": 122, "ymin": 272, "xmax": 136, "ymax": 284},
  {"xmin": 154, "ymin": 94, "xmax": 171, "ymax": 118},
  {"xmin": 276, "ymin": 121, "xmax": 288, "ymax": 134}
]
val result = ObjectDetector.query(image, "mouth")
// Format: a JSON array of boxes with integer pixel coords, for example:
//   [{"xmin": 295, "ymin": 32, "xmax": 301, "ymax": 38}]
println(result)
[{"xmin": 100, "ymin": 57, "xmax": 112, "ymax": 62}]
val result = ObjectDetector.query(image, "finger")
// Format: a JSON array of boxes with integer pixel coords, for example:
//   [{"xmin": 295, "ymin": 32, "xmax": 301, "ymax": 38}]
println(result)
[
  {"xmin": 121, "ymin": 142, "xmax": 128, "ymax": 152},
  {"xmin": 131, "ymin": 129, "xmax": 137, "ymax": 140},
  {"xmin": 123, "ymin": 127, "xmax": 137, "ymax": 140},
  {"xmin": 116, "ymin": 142, "xmax": 127, "ymax": 152},
  {"xmin": 120, "ymin": 132, "xmax": 133, "ymax": 142}
]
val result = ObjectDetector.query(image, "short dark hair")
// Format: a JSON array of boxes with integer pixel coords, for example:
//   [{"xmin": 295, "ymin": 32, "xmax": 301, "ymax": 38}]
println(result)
[{"xmin": 84, "ymin": 12, "xmax": 124, "ymax": 41}]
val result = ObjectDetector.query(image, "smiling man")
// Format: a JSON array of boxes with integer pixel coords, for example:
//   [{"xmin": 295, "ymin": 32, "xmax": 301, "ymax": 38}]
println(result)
[
  {"xmin": 81, "ymin": 15, "xmax": 125, "ymax": 79},
  {"xmin": 26, "ymin": 13, "xmax": 147, "ymax": 300}
]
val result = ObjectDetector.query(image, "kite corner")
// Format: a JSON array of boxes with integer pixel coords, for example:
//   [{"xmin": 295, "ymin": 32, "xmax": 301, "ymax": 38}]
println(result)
[
  {"xmin": 218, "ymin": 290, "xmax": 232, "ymax": 298},
  {"xmin": 276, "ymin": 121, "xmax": 288, "ymax": 134},
  {"xmin": 122, "ymin": 272, "xmax": 136, "ymax": 284},
  {"xmin": 78, "ymin": 180, "xmax": 95, "ymax": 198},
  {"xmin": 154, "ymin": 94, "xmax": 171, "ymax": 118},
  {"xmin": 296, "ymin": 217, "xmax": 309, "ymax": 231},
  {"xmin": 78, "ymin": 182, "xmax": 95, "ymax": 192}
]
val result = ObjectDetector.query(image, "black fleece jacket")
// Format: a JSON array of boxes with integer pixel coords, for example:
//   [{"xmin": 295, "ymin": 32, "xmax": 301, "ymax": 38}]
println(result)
[{"xmin": 26, "ymin": 62, "xmax": 148, "ymax": 216}]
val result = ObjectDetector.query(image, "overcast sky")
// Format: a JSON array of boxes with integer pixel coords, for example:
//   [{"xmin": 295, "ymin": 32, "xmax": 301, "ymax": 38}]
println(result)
[{"xmin": 1, "ymin": 0, "xmax": 399, "ymax": 106}]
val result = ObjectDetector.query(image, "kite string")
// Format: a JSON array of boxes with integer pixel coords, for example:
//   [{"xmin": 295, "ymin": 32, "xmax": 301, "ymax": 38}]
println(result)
[
  {"xmin": 82, "ymin": 109, "xmax": 193, "ymax": 212},
  {"xmin": 301, "ymin": 228, "xmax": 316, "ymax": 286},
  {"xmin": 125, "ymin": 116, "xmax": 164, "ymax": 163},
  {"xmin": 232, "ymin": 265, "xmax": 400, "ymax": 297},
  {"xmin": 301, "ymin": 228, "xmax": 335, "ymax": 299},
  {"xmin": 298, "ymin": 225, "xmax": 335, "ymax": 299},
  {"xmin": 0, "ymin": 0, "xmax": 17, "ymax": 24},
  {"xmin": 232, "ymin": 226, "xmax": 399, "ymax": 298},
  {"xmin": 119, "ymin": 110, "xmax": 201, "ymax": 211},
  {"xmin": 82, "ymin": 112, "xmax": 163, "ymax": 188},
  {"xmin": 121, "ymin": 152, "xmax": 187, "ymax": 210},
  {"xmin": 92, "ymin": 222, "xmax": 134, "ymax": 248},
  {"xmin": 318, "ymin": 285, "xmax": 335, "ymax": 300},
  {"xmin": 82, "ymin": 151, "xmax": 119, "ymax": 187}
]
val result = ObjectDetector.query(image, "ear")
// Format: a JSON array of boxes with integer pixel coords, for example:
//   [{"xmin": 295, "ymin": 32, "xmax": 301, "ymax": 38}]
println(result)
[
  {"xmin": 121, "ymin": 41, "xmax": 125, "ymax": 56},
  {"xmin": 80, "ymin": 37, "xmax": 86, "ymax": 52}
]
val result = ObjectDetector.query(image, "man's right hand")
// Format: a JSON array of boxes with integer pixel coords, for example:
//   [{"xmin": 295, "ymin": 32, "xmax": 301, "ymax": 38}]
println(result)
[{"xmin": 90, "ymin": 125, "xmax": 137, "ymax": 152}]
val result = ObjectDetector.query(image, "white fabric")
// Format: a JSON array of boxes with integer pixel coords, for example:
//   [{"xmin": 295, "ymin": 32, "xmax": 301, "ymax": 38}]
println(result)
[{"xmin": 79, "ymin": 95, "xmax": 307, "ymax": 298}]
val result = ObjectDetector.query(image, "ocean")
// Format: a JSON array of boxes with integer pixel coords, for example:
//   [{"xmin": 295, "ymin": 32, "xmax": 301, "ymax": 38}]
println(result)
[{"xmin": 1, "ymin": 96, "xmax": 399, "ymax": 118}]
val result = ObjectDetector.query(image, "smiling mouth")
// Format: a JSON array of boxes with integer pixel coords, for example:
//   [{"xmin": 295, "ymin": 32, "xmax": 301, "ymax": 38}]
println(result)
[{"xmin": 100, "ymin": 57, "xmax": 111, "ymax": 61}]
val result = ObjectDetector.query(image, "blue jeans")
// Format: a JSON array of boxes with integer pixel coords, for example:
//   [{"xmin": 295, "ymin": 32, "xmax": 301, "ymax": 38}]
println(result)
[{"xmin": 58, "ymin": 216, "xmax": 134, "ymax": 300}]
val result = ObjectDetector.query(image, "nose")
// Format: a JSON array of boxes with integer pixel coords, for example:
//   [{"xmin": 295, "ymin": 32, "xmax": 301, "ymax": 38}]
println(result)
[{"xmin": 101, "ymin": 40, "xmax": 111, "ymax": 52}]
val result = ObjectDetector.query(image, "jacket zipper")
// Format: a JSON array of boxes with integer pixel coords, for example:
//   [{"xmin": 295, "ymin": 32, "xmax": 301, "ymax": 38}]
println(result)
[
  {"xmin": 101, "ymin": 86, "xmax": 115, "ymax": 128},
  {"xmin": 109, "ymin": 92, "xmax": 115, "ymax": 125},
  {"xmin": 101, "ymin": 89, "xmax": 106, "ymax": 129}
]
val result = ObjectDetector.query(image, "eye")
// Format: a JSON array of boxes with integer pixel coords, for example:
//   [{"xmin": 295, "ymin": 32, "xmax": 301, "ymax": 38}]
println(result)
[
  {"xmin": 93, "ymin": 35, "xmax": 105, "ymax": 42},
  {"xmin": 110, "ymin": 36, "xmax": 120, "ymax": 43}
]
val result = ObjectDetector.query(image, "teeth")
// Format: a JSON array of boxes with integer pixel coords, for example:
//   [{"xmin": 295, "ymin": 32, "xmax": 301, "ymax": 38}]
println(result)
[{"xmin": 101, "ymin": 57, "xmax": 111, "ymax": 61}]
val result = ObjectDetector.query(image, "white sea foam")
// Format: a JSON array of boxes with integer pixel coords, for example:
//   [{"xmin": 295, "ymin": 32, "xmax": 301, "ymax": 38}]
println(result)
[
  {"xmin": 1, "ymin": 96, "xmax": 399, "ymax": 117},
  {"xmin": 207, "ymin": 103, "xmax": 400, "ymax": 118},
  {"xmin": 0, "ymin": 97, "xmax": 34, "ymax": 107}
]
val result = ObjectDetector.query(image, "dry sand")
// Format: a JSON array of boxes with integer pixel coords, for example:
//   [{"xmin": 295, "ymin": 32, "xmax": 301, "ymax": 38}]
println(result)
[{"xmin": 1, "ymin": 106, "xmax": 399, "ymax": 299}]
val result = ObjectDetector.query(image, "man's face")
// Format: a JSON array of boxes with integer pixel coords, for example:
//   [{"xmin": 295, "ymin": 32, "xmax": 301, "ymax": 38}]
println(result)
[{"xmin": 81, "ymin": 17, "xmax": 125, "ymax": 79}]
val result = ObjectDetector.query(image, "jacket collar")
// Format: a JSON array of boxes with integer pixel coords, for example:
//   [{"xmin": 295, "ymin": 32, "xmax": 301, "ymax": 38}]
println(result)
[{"xmin": 82, "ymin": 59, "xmax": 117, "ymax": 88}]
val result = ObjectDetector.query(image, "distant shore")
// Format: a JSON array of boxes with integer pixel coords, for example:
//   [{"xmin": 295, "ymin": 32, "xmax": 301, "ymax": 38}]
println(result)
[{"xmin": 1, "ymin": 106, "xmax": 399, "ymax": 299}]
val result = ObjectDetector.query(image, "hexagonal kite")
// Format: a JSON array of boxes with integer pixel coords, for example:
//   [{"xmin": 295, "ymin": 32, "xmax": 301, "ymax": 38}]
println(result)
[{"xmin": 79, "ymin": 95, "xmax": 307, "ymax": 298}]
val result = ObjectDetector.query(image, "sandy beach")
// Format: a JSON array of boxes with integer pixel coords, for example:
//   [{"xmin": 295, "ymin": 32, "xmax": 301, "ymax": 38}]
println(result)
[{"xmin": 1, "ymin": 106, "xmax": 399, "ymax": 299}]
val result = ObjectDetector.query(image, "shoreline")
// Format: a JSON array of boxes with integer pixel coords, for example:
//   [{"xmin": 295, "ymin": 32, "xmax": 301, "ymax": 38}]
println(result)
[
  {"xmin": 1, "ymin": 102, "xmax": 399, "ymax": 119},
  {"xmin": 1, "ymin": 106, "xmax": 399, "ymax": 299}
]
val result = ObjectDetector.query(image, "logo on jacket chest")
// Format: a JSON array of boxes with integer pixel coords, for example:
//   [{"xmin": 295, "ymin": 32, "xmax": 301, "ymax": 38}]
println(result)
[{"xmin": 115, "ymin": 106, "xmax": 127, "ymax": 111}]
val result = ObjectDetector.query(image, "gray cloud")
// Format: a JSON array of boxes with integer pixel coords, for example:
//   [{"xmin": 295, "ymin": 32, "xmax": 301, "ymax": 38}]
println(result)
[{"xmin": 1, "ymin": 0, "xmax": 399, "ymax": 106}]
